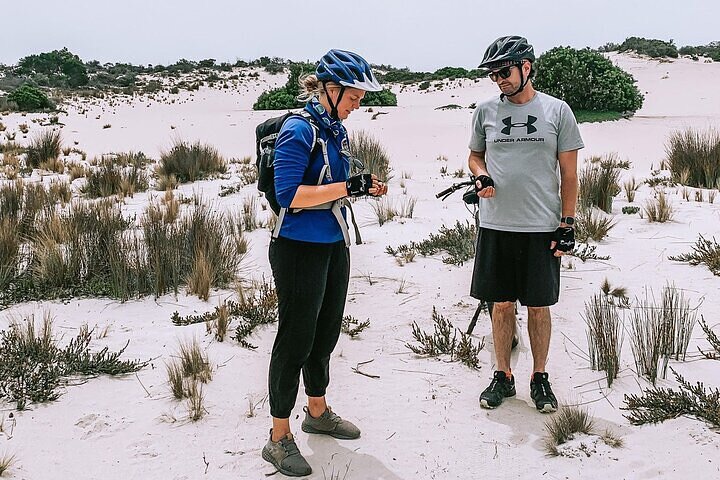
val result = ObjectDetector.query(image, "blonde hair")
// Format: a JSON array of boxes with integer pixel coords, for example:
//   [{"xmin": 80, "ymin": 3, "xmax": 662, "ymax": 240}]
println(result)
[{"xmin": 297, "ymin": 74, "xmax": 341, "ymax": 102}]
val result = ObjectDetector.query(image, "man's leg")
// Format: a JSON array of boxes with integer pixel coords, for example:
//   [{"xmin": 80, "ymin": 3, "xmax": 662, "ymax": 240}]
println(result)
[
  {"xmin": 527, "ymin": 306, "xmax": 551, "ymax": 373},
  {"xmin": 492, "ymin": 301, "xmax": 517, "ymax": 374}
]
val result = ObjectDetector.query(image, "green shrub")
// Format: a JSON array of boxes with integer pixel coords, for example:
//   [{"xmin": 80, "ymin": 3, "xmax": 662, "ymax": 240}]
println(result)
[
  {"xmin": 618, "ymin": 37, "xmax": 678, "ymax": 58},
  {"xmin": 361, "ymin": 88, "xmax": 397, "ymax": 107},
  {"xmin": 7, "ymin": 84, "xmax": 53, "ymax": 111},
  {"xmin": 534, "ymin": 47, "xmax": 644, "ymax": 114},
  {"xmin": 679, "ymin": 42, "xmax": 720, "ymax": 61},
  {"xmin": 665, "ymin": 127, "xmax": 720, "ymax": 188},
  {"xmin": 253, "ymin": 63, "xmax": 312, "ymax": 110},
  {"xmin": 17, "ymin": 48, "xmax": 89, "ymax": 87}
]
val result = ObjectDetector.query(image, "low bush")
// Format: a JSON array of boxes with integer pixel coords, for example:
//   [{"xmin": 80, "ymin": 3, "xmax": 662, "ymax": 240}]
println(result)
[
  {"xmin": 669, "ymin": 235, "xmax": 720, "ymax": 275},
  {"xmin": 618, "ymin": 37, "xmax": 678, "ymax": 58},
  {"xmin": 534, "ymin": 47, "xmax": 643, "ymax": 114},
  {"xmin": 349, "ymin": 130, "xmax": 392, "ymax": 181},
  {"xmin": 7, "ymin": 84, "xmax": 53, "ymax": 111},
  {"xmin": 578, "ymin": 154, "xmax": 628, "ymax": 213},
  {"xmin": 386, "ymin": 221, "xmax": 476, "ymax": 266}
]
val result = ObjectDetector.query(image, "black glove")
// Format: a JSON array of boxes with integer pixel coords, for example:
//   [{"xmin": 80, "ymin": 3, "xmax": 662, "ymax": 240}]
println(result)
[
  {"xmin": 553, "ymin": 226, "xmax": 575, "ymax": 253},
  {"xmin": 346, "ymin": 173, "xmax": 373, "ymax": 197},
  {"xmin": 475, "ymin": 175, "xmax": 494, "ymax": 192}
]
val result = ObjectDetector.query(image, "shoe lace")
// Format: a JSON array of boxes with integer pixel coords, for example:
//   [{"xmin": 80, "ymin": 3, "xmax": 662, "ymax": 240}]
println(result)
[
  {"xmin": 535, "ymin": 377, "xmax": 552, "ymax": 398},
  {"xmin": 279, "ymin": 437, "xmax": 300, "ymax": 457},
  {"xmin": 323, "ymin": 407, "xmax": 342, "ymax": 424}
]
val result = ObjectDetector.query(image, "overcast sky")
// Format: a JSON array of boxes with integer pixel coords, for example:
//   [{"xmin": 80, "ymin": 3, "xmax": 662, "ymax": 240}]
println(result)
[{"xmin": 3, "ymin": 1, "xmax": 717, "ymax": 70}]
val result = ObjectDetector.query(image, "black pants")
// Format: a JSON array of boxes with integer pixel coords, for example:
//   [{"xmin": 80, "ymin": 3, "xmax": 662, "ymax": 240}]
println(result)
[{"xmin": 268, "ymin": 236, "xmax": 350, "ymax": 419}]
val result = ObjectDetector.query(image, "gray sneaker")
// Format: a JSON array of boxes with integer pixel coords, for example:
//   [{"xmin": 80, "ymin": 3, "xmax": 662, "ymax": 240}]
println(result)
[
  {"xmin": 301, "ymin": 406, "xmax": 361, "ymax": 439},
  {"xmin": 261, "ymin": 429, "xmax": 312, "ymax": 477}
]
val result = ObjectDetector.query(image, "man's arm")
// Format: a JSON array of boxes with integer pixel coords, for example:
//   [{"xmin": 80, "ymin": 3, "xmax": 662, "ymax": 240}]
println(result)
[
  {"xmin": 558, "ymin": 149, "xmax": 579, "ymax": 226},
  {"xmin": 468, "ymin": 150, "xmax": 495, "ymax": 198}
]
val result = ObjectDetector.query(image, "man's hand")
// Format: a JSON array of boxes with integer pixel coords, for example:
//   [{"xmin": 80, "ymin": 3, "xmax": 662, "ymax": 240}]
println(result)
[
  {"xmin": 475, "ymin": 175, "xmax": 495, "ymax": 198},
  {"xmin": 550, "ymin": 226, "xmax": 575, "ymax": 257},
  {"xmin": 368, "ymin": 173, "xmax": 388, "ymax": 196}
]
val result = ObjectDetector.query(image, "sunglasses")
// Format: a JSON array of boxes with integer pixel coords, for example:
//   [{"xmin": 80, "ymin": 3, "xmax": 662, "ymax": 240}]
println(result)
[{"xmin": 488, "ymin": 64, "xmax": 520, "ymax": 82}]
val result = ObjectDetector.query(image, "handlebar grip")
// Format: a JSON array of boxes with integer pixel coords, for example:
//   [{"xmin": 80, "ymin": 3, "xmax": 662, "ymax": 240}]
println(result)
[{"xmin": 435, "ymin": 187, "xmax": 454, "ymax": 198}]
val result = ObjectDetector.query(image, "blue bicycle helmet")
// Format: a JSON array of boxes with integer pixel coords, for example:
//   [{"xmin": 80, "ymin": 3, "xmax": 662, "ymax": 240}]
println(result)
[{"xmin": 316, "ymin": 49, "xmax": 382, "ymax": 92}]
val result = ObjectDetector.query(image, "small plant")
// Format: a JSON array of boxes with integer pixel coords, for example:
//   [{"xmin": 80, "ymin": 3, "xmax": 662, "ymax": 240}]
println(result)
[
  {"xmin": 406, "ymin": 307, "xmax": 484, "ymax": 369},
  {"xmin": 231, "ymin": 280, "xmax": 279, "ymax": 349},
  {"xmin": 623, "ymin": 367, "xmax": 720, "ymax": 429},
  {"xmin": 623, "ymin": 177, "xmax": 639, "ymax": 202},
  {"xmin": 643, "ymin": 190, "xmax": 674, "ymax": 222},
  {"xmin": 569, "ymin": 243, "xmax": 610, "ymax": 262},
  {"xmin": 694, "ymin": 190, "xmax": 704, "ymax": 202},
  {"xmin": 186, "ymin": 379, "xmax": 206, "ymax": 421},
  {"xmin": 397, "ymin": 196, "xmax": 417, "ymax": 219},
  {"xmin": 0, "ymin": 453, "xmax": 16, "ymax": 475},
  {"xmin": 543, "ymin": 406, "xmax": 595, "ymax": 456},
  {"xmin": 622, "ymin": 205, "xmax": 640, "ymax": 214},
  {"xmin": 213, "ymin": 303, "xmax": 231, "ymax": 342},
  {"xmin": 178, "ymin": 338, "xmax": 212, "ymax": 383},
  {"xmin": 386, "ymin": 221, "xmax": 476, "ymax": 266},
  {"xmin": 103, "ymin": 124, "xmax": 112, "ymax": 129},
  {"xmin": 341, "ymin": 315, "xmax": 370, "ymax": 338},
  {"xmin": 697, "ymin": 316, "xmax": 720, "ymax": 360},
  {"xmin": 371, "ymin": 197, "xmax": 398, "ymax": 226},
  {"xmin": 166, "ymin": 361, "xmax": 185, "ymax": 399}
]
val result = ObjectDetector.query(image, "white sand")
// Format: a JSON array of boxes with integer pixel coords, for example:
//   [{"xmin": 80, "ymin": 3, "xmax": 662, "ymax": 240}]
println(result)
[{"xmin": 1, "ymin": 54, "xmax": 719, "ymax": 479}]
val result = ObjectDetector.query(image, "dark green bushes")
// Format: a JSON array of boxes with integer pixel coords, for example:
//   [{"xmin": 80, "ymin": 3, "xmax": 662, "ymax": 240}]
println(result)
[
  {"xmin": 7, "ymin": 84, "xmax": 53, "ymax": 111},
  {"xmin": 534, "ymin": 47, "xmax": 643, "ymax": 114},
  {"xmin": 679, "ymin": 42, "xmax": 720, "ymax": 61},
  {"xmin": 16, "ymin": 48, "xmax": 89, "ymax": 87},
  {"xmin": 362, "ymin": 88, "xmax": 397, "ymax": 106},
  {"xmin": 618, "ymin": 37, "xmax": 678, "ymax": 58}
]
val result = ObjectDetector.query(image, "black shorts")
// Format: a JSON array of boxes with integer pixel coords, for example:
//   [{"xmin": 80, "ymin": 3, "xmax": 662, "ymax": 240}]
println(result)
[{"xmin": 470, "ymin": 227, "xmax": 560, "ymax": 307}]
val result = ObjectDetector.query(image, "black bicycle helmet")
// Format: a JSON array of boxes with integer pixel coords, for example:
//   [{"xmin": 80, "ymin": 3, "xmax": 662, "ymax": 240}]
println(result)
[{"xmin": 479, "ymin": 36, "xmax": 535, "ymax": 70}]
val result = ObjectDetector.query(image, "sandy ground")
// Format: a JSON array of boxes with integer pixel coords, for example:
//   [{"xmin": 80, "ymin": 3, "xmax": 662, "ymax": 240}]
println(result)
[{"xmin": 1, "ymin": 54, "xmax": 719, "ymax": 480}]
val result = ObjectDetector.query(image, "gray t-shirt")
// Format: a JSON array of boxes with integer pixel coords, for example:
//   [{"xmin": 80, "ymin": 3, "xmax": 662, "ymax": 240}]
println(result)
[{"xmin": 469, "ymin": 91, "xmax": 584, "ymax": 233}]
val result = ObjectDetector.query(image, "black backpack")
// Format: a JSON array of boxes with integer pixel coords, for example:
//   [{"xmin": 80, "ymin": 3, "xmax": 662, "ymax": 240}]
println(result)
[{"xmin": 255, "ymin": 110, "xmax": 318, "ymax": 215}]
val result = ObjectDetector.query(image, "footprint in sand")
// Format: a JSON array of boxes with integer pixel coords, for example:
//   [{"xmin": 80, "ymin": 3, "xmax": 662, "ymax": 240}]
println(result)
[{"xmin": 75, "ymin": 413, "xmax": 129, "ymax": 440}]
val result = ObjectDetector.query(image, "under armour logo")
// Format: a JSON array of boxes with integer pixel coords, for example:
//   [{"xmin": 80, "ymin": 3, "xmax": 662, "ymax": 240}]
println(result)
[{"xmin": 501, "ymin": 115, "xmax": 537, "ymax": 135}]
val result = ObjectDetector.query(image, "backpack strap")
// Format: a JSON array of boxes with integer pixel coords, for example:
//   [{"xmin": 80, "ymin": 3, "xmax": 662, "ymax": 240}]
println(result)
[{"xmin": 271, "ymin": 110, "xmax": 362, "ymax": 247}]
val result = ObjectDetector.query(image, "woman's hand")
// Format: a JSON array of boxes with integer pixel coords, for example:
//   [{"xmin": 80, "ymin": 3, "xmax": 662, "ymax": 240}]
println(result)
[{"xmin": 369, "ymin": 174, "xmax": 388, "ymax": 196}]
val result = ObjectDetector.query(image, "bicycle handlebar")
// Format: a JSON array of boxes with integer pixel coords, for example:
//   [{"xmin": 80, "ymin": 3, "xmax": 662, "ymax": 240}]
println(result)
[{"xmin": 435, "ymin": 180, "xmax": 475, "ymax": 200}]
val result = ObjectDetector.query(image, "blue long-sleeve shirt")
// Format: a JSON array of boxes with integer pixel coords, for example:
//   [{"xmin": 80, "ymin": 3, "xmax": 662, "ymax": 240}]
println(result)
[{"xmin": 273, "ymin": 102, "xmax": 350, "ymax": 243}]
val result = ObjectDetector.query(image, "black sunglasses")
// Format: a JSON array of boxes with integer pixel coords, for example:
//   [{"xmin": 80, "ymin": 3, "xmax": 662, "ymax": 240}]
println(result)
[{"xmin": 488, "ymin": 64, "xmax": 520, "ymax": 82}]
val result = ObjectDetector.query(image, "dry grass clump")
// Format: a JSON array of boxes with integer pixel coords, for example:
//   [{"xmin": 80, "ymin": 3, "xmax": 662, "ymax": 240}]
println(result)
[
  {"xmin": 371, "ymin": 197, "xmax": 398, "ymax": 226},
  {"xmin": 643, "ymin": 190, "xmax": 674, "ymax": 222},
  {"xmin": 578, "ymin": 153, "xmax": 628, "ymax": 213},
  {"xmin": 629, "ymin": 285, "xmax": 697, "ymax": 385},
  {"xmin": 623, "ymin": 177, "xmax": 639, "ymax": 202},
  {"xmin": 241, "ymin": 196, "xmax": 260, "ymax": 231},
  {"xmin": 25, "ymin": 129, "xmax": 62, "ymax": 168},
  {"xmin": 0, "ymin": 453, "xmax": 16, "ymax": 476},
  {"xmin": 166, "ymin": 339, "xmax": 210, "ymax": 421},
  {"xmin": 666, "ymin": 127, "xmax": 720, "ymax": 188},
  {"xmin": 582, "ymin": 292, "xmax": 623, "ymax": 387},
  {"xmin": 543, "ymin": 406, "xmax": 595, "ymax": 456},
  {"xmin": 81, "ymin": 156, "xmax": 149, "ymax": 198},
  {"xmin": 156, "ymin": 139, "xmax": 227, "ymax": 184},
  {"xmin": 575, "ymin": 207, "xmax": 616, "ymax": 242},
  {"xmin": 349, "ymin": 130, "xmax": 392, "ymax": 181}
]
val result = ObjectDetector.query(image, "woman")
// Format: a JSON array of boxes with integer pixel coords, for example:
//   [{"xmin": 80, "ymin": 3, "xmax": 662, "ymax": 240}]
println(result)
[{"xmin": 262, "ymin": 49, "xmax": 388, "ymax": 477}]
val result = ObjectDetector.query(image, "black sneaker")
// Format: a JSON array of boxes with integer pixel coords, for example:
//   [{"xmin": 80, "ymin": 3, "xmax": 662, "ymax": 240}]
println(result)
[
  {"xmin": 479, "ymin": 370, "xmax": 516, "ymax": 409},
  {"xmin": 530, "ymin": 372, "xmax": 558, "ymax": 413}
]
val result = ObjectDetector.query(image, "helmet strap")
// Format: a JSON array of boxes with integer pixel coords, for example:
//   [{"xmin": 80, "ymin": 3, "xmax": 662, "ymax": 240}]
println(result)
[
  {"xmin": 322, "ymin": 82, "xmax": 346, "ymax": 120},
  {"xmin": 500, "ymin": 64, "xmax": 529, "ymax": 102}
]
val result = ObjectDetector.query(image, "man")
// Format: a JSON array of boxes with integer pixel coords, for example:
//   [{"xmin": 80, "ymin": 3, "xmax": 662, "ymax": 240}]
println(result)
[{"xmin": 467, "ymin": 36, "xmax": 584, "ymax": 413}]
